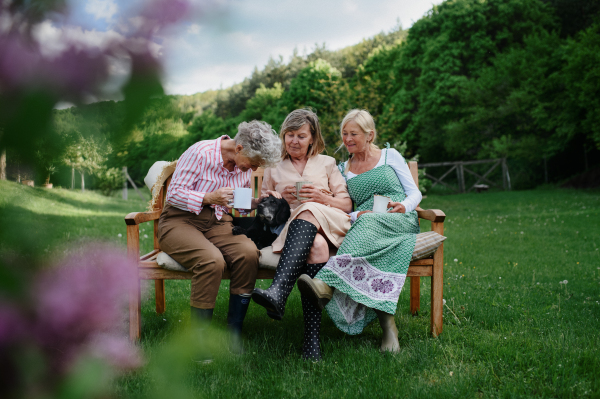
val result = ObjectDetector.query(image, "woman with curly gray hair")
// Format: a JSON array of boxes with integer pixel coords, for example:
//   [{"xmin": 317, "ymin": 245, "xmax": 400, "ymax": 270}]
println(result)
[{"xmin": 158, "ymin": 120, "xmax": 281, "ymax": 361}]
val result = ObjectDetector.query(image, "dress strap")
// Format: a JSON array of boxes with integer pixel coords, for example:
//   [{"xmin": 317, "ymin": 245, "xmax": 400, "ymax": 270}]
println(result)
[
  {"xmin": 338, "ymin": 162, "xmax": 347, "ymax": 179},
  {"xmin": 384, "ymin": 142, "xmax": 390, "ymax": 165}
]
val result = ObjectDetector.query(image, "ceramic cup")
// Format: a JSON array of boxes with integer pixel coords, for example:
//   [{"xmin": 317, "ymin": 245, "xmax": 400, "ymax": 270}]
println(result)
[
  {"xmin": 233, "ymin": 187, "xmax": 252, "ymax": 209},
  {"xmin": 293, "ymin": 181, "xmax": 312, "ymax": 201},
  {"xmin": 373, "ymin": 195, "xmax": 391, "ymax": 213}
]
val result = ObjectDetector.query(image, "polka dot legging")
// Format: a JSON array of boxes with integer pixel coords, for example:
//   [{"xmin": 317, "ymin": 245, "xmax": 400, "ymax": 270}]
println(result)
[
  {"xmin": 252, "ymin": 219, "xmax": 318, "ymax": 319},
  {"xmin": 301, "ymin": 261, "xmax": 326, "ymax": 361}
]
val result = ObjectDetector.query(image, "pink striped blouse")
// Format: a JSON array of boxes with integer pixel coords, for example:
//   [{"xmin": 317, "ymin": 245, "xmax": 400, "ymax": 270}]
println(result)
[{"xmin": 166, "ymin": 135, "xmax": 252, "ymax": 220}]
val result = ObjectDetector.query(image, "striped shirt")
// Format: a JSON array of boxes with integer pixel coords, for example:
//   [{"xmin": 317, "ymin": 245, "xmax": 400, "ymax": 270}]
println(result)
[{"xmin": 166, "ymin": 136, "xmax": 252, "ymax": 220}]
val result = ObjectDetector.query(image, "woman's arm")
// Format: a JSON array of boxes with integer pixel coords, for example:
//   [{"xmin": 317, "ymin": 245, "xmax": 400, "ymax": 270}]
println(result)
[
  {"xmin": 387, "ymin": 149, "xmax": 422, "ymax": 213},
  {"xmin": 167, "ymin": 149, "xmax": 215, "ymax": 214},
  {"xmin": 298, "ymin": 159, "xmax": 352, "ymax": 212}
]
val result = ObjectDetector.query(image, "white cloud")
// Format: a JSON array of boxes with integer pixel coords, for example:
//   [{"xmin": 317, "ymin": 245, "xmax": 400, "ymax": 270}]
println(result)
[
  {"xmin": 33, "ymin": 20, "xmax": 125, "ymax": 57},
  {"xmin": 161, "ymin": 0, "xmax": 444, "ymax": 94},
  {"xmin": 85, "ymin": 0, "xmax": 118, "ymax": 22}
]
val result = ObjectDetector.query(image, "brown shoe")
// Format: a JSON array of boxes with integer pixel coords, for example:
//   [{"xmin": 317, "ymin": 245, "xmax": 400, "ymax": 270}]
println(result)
[{"xmin": 298, "ymin": 275, "xmax": 333, "ymax": 310}]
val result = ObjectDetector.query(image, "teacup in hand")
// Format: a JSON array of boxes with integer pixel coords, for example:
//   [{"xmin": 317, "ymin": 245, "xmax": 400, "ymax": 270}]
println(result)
[
  {"xmin": 293, "ymin": 181, "xmax": 312, "ymax": 201},
  {"xmin": 232, "ymin": 187, "xmax": 252, "ymax": 209},
  {"xmin": 372, "ymin": 195, "xmax": 391, "ymax": 213}
]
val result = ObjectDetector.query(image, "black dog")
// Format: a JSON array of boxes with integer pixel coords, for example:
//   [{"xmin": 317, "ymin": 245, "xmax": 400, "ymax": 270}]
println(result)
[{"xmin": 232, "ymin": 195, "xmax": 291, "ymax": 249}]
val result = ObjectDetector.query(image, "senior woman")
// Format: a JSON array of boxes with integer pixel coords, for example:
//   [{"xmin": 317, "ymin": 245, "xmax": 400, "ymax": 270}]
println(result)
[
  {"xmin": 158, "ymin": 121, "xmax": 281, "ymax": 357},
  {"xmin": 298, "ymin": 109, "xmax": 422, "ymax": 353},
  {"xmin": 251, "ymin": 108, "xmax": 353, "ymax": 361}
]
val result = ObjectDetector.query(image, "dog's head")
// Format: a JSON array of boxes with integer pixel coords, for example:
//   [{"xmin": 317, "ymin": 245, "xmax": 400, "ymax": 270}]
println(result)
[{"xmin": 256, "ymin": 195, "xmax": 291, "ymax": 227}]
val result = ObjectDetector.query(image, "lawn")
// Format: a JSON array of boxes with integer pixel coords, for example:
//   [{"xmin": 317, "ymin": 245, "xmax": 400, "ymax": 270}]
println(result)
[{"xmin": 1, "ymin": 180, "xmax": 599, "ymax": 398}]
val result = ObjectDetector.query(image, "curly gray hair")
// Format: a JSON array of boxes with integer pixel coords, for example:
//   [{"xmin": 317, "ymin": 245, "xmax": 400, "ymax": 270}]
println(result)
[{"xmin": 234, "ymin": 120, "xmax": 282, "ymax": 168}]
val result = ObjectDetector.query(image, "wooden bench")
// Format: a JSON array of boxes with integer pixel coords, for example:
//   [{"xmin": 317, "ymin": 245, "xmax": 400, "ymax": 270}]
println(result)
[{"xmin": 125, "ymin": 162, "xmax": 446, "ymax": 341}]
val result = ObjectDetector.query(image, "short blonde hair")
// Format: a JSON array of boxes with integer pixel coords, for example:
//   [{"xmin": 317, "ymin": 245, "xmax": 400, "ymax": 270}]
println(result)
[
  {"xmin": 340, "ymin": 109, "xmax": 379, "ymax": 173},
  {"xmin": 279, "ymin": 108, "xmax": 326, "ymax": 159},
  {"xmin": 340, "ymin": 109, "xmax": 379, "ymax": 150}
]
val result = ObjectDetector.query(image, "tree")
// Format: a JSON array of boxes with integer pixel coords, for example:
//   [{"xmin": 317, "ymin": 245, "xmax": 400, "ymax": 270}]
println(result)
[
  {"xmin": 62, "ymin": 133, "xmax": 107, "ymax": 191},
  {"xmin": 277, "ymin": 59, "xmax": 351, "ymax": 157},
  {"xmin": 241, "ymin": 83, "xmax": 284, "ymax": 127}
]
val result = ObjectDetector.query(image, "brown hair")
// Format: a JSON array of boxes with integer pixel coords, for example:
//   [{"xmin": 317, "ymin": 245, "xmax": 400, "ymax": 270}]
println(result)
[{"xmin": 279, "ymin": 108, "xmax": 325, "ymax": 159}]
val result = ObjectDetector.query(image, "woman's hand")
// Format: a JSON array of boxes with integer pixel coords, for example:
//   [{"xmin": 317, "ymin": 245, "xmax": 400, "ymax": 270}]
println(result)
[
  {"xmin": 356, "ymin": 210, "xmax": 372, "ymax": 218},
  {"xmin": 281, "ymin": 185, "xmax": 297, "ymax": 204},
  {"xmin": 204, "ymin": 187, "xmax": 234, "ymax": 207},
  {"xmin": 261, "ymin": 190, "xmax": 282, "ymax": 200},
  {"xmin": 299, "ymin": 184, "xmax": 331, "ymax": 205},
  {"xmin": 387, "ymin": 201, "xmax": 406, "ymax": 213}
]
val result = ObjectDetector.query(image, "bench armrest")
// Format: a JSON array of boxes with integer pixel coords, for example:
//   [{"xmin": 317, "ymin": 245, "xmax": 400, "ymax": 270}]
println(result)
[
  {"xmin": 125, "ymin": 210, "xmax": 162, "ymax": 226},
  {"xmin": 416, "ymin": 207, "xmax": 446, "ymax": 223}
]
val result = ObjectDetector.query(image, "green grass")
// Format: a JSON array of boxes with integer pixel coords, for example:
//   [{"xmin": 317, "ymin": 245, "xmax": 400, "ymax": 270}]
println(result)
[{"xmin": 1, "ymin": 180, "xmax": 599, "ymax": 398}]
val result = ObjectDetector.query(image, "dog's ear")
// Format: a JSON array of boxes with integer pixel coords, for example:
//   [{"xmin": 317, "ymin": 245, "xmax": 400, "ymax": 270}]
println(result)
[{"xmin": 275, "ymin": 198, "xmax": 291, "ymax": 225}]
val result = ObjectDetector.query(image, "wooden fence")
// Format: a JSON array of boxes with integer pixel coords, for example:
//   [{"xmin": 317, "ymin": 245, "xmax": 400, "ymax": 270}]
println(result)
[{"xmin": 418, "ymin": 158, "xmax": 511, "ymax": 194}]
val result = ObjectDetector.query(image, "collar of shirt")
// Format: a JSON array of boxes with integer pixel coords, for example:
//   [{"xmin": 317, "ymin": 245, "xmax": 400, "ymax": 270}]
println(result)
[{"xmin": 216, "ymin": 135, "xmax": 244, "ymax": 175}]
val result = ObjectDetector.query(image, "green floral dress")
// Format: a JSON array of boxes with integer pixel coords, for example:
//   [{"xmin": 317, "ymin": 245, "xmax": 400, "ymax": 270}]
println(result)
[{"xmin": 315, "ymin": 149, "xmax": 420, "ymax": 335}]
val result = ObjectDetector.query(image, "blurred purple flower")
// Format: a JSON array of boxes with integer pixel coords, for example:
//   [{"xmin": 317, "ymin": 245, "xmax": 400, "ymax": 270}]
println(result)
[
  {"xmin": 32, "ymin": 244, "xmax": 139, "ymax": 369},
  {"xmin": 0, "ymin": 34, "xmax": 40, "ymax": 89},
  {"xmin": 0, "ymin": 303, "xmax": 28, "ymax": 346},
  {"xmin": 89, "ymin": 332, "xmax": 143, "ymax": 370},
  {"xmin": 141, "ymin": 0, "xmax": 191, "ymax": 32},
  {"xmin": 45, "ymin": 48, "xmax": 109, "ymax": 98}
]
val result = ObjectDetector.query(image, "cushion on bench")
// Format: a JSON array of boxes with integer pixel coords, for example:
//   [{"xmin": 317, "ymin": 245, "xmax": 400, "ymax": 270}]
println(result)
[{"xmin": 156, "ymin": 231, "xmax": 446, "ymax": 272}]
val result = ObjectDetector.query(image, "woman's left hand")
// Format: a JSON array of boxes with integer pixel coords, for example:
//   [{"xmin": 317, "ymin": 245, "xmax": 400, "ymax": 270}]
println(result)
[
  {"xmin": 299, "ymin": 184, "xmax": 331, "ymax": 204},
  {"xmin": 387, "ymin": 201, "xmax": 406, "ymax": 213},
  {"xmin": 261, "ymin": 190, "xmax": 282, "ymax": 199}
]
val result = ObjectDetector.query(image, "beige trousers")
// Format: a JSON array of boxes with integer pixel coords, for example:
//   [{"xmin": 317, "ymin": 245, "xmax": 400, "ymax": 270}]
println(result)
[{"xmin": 157, "ymin": 205, "xmax": 260, "ymax": 309}]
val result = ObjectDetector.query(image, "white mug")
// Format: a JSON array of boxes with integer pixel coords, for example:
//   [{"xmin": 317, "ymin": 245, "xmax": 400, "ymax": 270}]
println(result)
[
  {"xmin": 233, "ymin": 187, "xmax": 252, "ymax": 209},
  {"xmin": 373, "ymin": 195, "xmax": 391, "ymax": 213}
]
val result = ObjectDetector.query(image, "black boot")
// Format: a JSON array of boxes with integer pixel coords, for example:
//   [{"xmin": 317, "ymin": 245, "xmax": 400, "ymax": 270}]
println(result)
[
  {"xmin": 301, "ymin": 262, "xmax": 326, "ymax": 361},
  {"xmin": 227, "ymin": 293, "xmax": 251, "ymax": 354},
  {"xmin": 190, "ymin": 307, "xmax": 214, "ymax": 364},
  {"xmin": 252, "ymin": 219, "xmax": 318, "ymax": 320}
]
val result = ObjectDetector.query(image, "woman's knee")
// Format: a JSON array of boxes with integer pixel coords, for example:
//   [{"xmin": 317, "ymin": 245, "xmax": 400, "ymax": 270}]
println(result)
[
  {"xmin": 295, "ymin": 210, "xmax": 320, "ymax": 230},
  {"xmin": 191, "ymin": 247, "xmax": 226, "ymax": 274},
  {"xmin": 308, "ymin": 233, "xmax": 329, "ymax": 264},
  {"xmin": 235, "ymin": 239, "xmax": 260, "ymax": 265}
]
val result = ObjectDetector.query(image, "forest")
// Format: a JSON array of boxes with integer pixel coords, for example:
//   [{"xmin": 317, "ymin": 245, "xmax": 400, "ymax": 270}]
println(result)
[{"xmin": 5, "ymin": 0, "xmax": 599, "ymax": 192}]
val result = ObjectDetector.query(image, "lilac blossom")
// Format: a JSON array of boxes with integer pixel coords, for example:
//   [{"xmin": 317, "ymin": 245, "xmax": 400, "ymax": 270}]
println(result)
[{"xmin": 32, "ymin": 244, "xmax": 139, "ymax": 371}]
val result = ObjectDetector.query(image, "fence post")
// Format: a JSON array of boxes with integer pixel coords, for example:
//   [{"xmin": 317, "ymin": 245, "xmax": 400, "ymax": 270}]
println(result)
[
  {"xmin": 0, "ymin": 149, "xmax": 5, "ymax": 180},
  {"xmin": 122, "ymin": 166, "xmax": 128, "ymax": 200},
  {"xmin": 456, "ymin": 162, "xmax": 465, "ymax": 193},
  {"xmin": 502, "ymin": 158, "xmax": 507, "ymax": 190}
]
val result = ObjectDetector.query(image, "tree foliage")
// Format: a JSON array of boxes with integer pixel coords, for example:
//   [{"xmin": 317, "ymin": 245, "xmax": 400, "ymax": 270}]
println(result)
[{"xmin": 42, "ymin": 0, "xmax": 600, "ymax": 189}]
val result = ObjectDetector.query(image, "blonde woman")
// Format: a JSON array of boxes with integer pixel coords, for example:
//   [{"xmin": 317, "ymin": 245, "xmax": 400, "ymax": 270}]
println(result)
[
  {"xmin": 298, "ymin": 109, "xmax": 422, "ymax": 353},
  {"xmin": 252, "ymin": 108, "xmax": 352, "ymax": 361}
]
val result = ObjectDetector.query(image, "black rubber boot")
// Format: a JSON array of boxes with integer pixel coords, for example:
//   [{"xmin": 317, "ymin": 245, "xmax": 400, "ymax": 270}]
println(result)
[
  {"xmin": 190, "ymin": 307, "xmax": 214, "ymax": 364},
  {"xmin": 227, "ymin": 293, "xmax": 251, "ymax": 354},
  {"xmin": 301, "ymin": 262, "xmax": 326, "ymax": 361},
  {"xmin": 252, "ymin": 219, "xmax": 318, "ymax": 320}
]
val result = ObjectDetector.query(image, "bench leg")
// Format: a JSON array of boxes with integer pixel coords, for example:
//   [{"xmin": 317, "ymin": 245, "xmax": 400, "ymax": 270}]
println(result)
[
  {"xmin": 155, "ymin": 279, "xmax": 166, "ymax": 314},
  {"xmin": 430, "ymin": 244, "xmax": 444, "ymax": 337},
  {"xmin": 129, "ymin": 278, "xmax": 141, "ymax": 341},
  {"xmin": 410, "ymin": 276, "xmax": 420, "ymax": 315}
]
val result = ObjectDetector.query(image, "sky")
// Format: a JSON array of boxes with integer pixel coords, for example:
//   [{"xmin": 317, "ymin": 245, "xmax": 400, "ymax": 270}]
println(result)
[{"xmin": 38, "ymin": 0, "xmax": 444, "ymax": 98}]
